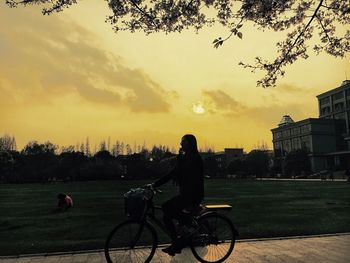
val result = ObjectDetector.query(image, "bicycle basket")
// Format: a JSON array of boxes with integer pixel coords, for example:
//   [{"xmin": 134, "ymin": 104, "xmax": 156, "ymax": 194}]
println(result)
[{"xmin": 124, "ymin": 188, "xmax": 150, "ymax": 220}]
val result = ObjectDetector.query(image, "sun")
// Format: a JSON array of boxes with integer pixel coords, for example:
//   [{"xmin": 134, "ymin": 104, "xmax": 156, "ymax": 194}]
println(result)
[{"xmin": 192, "ymin": 102, "xmax": 205, "ymax": 114}]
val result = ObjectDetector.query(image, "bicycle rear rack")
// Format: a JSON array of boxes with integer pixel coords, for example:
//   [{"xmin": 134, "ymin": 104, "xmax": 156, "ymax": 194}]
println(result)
[{"xmin": 205, "ymin": 204, "xmax": 232, "ymax": 211}]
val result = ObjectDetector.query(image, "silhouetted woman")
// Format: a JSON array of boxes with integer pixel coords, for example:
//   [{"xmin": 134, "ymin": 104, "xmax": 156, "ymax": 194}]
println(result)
[{"xmin": 152, "ymin": 134, "xmax": 204, "ymax": 255}]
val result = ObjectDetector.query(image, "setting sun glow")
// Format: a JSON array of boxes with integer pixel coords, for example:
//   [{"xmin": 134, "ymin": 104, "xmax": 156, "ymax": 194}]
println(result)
[{"xmin": 192, "ymin": 103, "xmax": 206, "ymax": 115}]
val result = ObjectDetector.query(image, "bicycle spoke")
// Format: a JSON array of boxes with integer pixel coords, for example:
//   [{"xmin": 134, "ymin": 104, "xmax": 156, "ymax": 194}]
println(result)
[
  {"xmin": 105, "ymin": 221, "xmax": 157, "ymax": 263},
  {"xmin": 191, "ymin": 213, "xmax": 236, "ymax": 263}
]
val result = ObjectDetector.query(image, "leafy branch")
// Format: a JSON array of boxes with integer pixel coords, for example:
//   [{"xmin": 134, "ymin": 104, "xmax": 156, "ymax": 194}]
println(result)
[{"xmin": 239, "ymin": 0, "xmax": 326, "ymax": 88}]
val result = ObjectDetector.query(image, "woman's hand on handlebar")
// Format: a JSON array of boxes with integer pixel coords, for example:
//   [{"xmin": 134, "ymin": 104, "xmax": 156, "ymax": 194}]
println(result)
[
  {"xmin": 144, "ymin": 183, "xmax": 155, "ymax": 190},
  {"xmin": 144, "ymin": 183, "xmax": 162, "ymax": 194}
]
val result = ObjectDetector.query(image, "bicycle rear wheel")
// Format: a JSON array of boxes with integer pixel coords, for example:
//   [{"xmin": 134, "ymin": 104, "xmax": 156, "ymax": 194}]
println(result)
[
  {"xmin": 190, "ymin": 213, "xmax": 236, "ymax": 263},
  {"xmin": 105, "ymin": 220, "xmax": 157, "ymax": 263}
]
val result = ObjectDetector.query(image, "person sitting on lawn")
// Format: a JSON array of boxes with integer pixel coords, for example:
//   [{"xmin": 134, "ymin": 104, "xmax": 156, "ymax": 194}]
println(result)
[{"xmin": 57, "ymin": 193, "xmax": 73, "ymax": 211}]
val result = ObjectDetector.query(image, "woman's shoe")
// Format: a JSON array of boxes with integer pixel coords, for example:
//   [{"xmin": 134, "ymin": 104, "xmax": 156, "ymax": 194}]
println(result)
[{"xmin": 161, "ymin": 244, "xmax": 182, "ymax": 256}]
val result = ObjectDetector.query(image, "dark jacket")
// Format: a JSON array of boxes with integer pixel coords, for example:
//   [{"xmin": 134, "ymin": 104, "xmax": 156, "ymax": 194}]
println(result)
[{"xmin": 154, "ymin": 153, "xmax": 204, "ymax": 205}]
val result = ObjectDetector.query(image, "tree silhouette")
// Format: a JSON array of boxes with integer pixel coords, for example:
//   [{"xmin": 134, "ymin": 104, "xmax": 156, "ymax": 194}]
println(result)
[
  {"xmin": 204, "ymin": 155, "xmax": 219, "ymax": 177},
  {"xmin": 246, "ymin": 150, "xmax": 269, "ymax": 178},
  {"xmin": 226, "ymin": 159, "xmax": 246, "ymax": 176},
  {"xmin": 99, "ymin": 140, "xmax": 107, "ymax": 152},
  {"xmin": 6, "ymin": 0, "xmax": 349, "ymax": 87},
  {"xmin": 284, "ymin": 149, "xmax": 311, "ymax": 177},
  {"xmin": 0, "ymin": 134, "xmax": 17, "ymax": 151},
  {"xmin": 85, "ymin": 137, "xmax": 91, "ymax": 157},
  {"xmin": 21, "ymin": 141, "xmax": 59, "ymax": 182},
  {"xmin": 58, "ymin": 151, "xmax": 87, "ymax": 181},
  {"xmin": 125, "ymin": 143, "xmax": 132, "ymax": 155}
]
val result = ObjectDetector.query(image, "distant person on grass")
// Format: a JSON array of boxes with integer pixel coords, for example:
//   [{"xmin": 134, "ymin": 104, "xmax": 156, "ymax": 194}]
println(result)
[
  {"xmin": 329, "ymin": 170, "xmax": 334, "ymax": 181},
  {"xmin": 151, "ymin": 134, "xmax": 204, "ymax": 256},
  {"xmin": 57, "ymin": 193, "xmax": 73, "ymax": 212}
]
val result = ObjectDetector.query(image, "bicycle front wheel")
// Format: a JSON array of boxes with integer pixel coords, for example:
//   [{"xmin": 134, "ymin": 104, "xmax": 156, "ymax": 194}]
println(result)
[
  {"xmin": 190, "ymin": 213, "xmax": 236, "ymax": 263},
  {"xmin": 105, "ymin": 220, "xmax": 157, "ymax": 263}
]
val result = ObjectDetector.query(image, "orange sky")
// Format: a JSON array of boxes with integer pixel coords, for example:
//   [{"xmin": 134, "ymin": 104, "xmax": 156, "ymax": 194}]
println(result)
[{"xmin": 0, "ymin": 1, "xmax": 349, "ymax": 152}]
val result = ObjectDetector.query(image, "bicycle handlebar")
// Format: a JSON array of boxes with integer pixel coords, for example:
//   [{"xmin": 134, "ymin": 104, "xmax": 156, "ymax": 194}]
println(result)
[{"xmin": 143, "ymin": 184, "xmax": 162, "ymax": 200}]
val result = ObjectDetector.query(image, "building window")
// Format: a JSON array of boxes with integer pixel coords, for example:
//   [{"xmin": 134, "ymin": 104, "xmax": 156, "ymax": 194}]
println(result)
[
  {"xmin": 292, "ymin": 137, "xmax": 301, "ymax": 150},
  {"xmin": 282, "ymin": 130, "xmax": 290, "ymax": 137},
  {"xmin": 335, "ymin": 156, "xmax": 340, "ymax": 166},
  {"xmin": 321, "ymin": 106, "xmax": 331, "ymax": 115},
  {"xmin": 346, "ymin": 89, "xmax": 350, "ymax": 97},
  {"xmin": 332, "ymin": 91, "xmax": 344, "ymax": 101},
  {"xmin": 320, "ymin": 96, "xmax": 330, "ymax": 106},
  {"xmin": 300, "ymin": 124, "xmax": 311, "ymax": 133},
  {"xmin": 301, "ymin": 136, "xmax": 310, "ymax": 151},
  {"xmin": 346, "ymin": 100, "xmax": 350, "ymax": 109},
  {"xmin": 283, "ymin": 140, "xmax": 291, "ymax": 153},
  {"xmin": 291, "ymin": 127, "xmax": 300, "ymax": 135},
  {"xmin": 274, "ymin": 141, "xmax": 281, "ymax": 150},
  {"xmin": 274, "ymin": 132, "xmax": 281, "ymax": 139},
  {"xmin": 334, "ymin": 112, "xmax": 345, "ymax": 120},
  {"xmin": 274, "ymin": 142, "xmax": 283, "ymax": 157},
  {"xmin": 333, "ymin": 102, "xmax": 344, "ymax": 112}
]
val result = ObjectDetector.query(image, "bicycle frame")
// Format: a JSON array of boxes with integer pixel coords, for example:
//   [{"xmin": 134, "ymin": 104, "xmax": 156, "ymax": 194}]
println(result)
[
  {"xmin": 143, "ymin": 201, "xmax": 173, "ymax": 240},
  {"xmin": 142, "ymin": 199, "xmax": 222, "ymax": 242}
]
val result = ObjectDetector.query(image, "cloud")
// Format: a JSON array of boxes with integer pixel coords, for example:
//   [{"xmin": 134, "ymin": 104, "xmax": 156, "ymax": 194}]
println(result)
[
  {"xmin": 272, "ymin": 83, "xmax": 316, "ymax": 95},
  {"xmin": 0, "ymin": 5, "xmax": 171, "ymax": 113},
  {"xmin": 244, "ymin": 104, "xmax": 307, "ymax": 128},
  {"xmin": 202, "ymin": 88, "xmax": 312, "ymax": 128},
  {"xmin": 202, "ymin": 89, "xmax": 245, "ymax": 115}
]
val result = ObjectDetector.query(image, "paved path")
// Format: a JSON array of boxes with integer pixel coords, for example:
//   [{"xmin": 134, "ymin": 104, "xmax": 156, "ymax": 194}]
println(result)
[
  {"xmin": 1, "ymin": 234, "xmax": 349, "ymax": 263},
  {"xmin": 256, "ymin": 178, "xmax": 347, "ymax": 182}
]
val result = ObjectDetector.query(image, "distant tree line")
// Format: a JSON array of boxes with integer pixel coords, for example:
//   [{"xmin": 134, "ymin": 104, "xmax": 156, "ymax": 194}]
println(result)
[
  {"xmin": 0, "ymin": 134, "xmax": 311, "ymax": 183},
  {"xmin": 0, "ymin": 134, "xmax": 218, "ymax": 183},
  {"xmin": 0, "ymin": 135, "xmax": 177, "ymax": 183}
]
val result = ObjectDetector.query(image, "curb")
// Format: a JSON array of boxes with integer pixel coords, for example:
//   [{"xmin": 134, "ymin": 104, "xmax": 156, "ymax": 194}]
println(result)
[
  {"xmin": 236, "ymin": 232, "xmax": 350, "ymax": 243},
  {"xmin": 1, "ymin": 232, "xmax": 349, "ymax": 259}
]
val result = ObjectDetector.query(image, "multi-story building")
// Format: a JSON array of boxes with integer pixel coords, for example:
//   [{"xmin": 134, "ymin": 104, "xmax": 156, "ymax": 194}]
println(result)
[
  {"xmin": 271, "ymin": 116, "xmax": 344, "ymax": 171},
  {"xmin": 271, "ymin": 80, "xmax": 350, "ymax": 173},
  {"xmin": 317, "ymin": 80, "xmax": 350, "ymax": 149}
]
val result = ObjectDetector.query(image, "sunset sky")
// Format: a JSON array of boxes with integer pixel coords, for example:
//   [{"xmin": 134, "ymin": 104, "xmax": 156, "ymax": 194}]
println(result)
[{"xmin": 0, "ymin": 1, "xmax": 349, "ymax": 152}]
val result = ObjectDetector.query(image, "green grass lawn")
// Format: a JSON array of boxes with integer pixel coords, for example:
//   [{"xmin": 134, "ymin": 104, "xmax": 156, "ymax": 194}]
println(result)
[{"xmin": 0, "ymin": 179, "xmax": 349, "ymax": 256}]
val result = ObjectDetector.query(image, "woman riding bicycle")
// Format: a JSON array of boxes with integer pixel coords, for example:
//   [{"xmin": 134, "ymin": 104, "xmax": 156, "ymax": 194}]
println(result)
[
  {"xmin": 105, "ymin": 135, "xmax": 237, "ymax": 263},
  {"xmin": 151, "ymin": 134, "xmax": 204, "ymax": 256}
]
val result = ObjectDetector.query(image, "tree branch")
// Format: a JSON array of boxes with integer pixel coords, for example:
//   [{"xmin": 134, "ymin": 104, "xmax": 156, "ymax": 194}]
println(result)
[
  {"xmin": 263, "ymin": 0, "xmax": 325, "ymax": 86},
  {"xmin": 316, "ymin": 14, "xmax": 332, "ymax": 43},
  {"xmin": 128, "ymin": 0, "xmax": 156, "ymax": 21}
]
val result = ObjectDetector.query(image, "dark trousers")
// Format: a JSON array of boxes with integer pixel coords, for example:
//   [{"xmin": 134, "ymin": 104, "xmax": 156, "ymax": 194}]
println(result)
[{"xmin": 162, "ymin": 195, "xmax": 188, "ymax": 241}]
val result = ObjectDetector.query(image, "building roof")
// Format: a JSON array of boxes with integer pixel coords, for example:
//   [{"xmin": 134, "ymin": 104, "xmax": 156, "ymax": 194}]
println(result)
[
  {"xmin": 278, "ymin": 115, "xmax": 294, "ymax": 127},
  {"xmin": 271, "ymin": 117, "xmax": 341, "ymax": 132},
  {"xmin": 316, "ymin": 80, "xmax": 350, "ymax": 98}
]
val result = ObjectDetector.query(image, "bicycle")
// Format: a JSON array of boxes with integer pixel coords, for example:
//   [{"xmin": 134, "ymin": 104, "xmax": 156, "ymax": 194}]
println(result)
[{"xmin": 105, "ymin": 186, "xmax": 239, "ymax": 263}]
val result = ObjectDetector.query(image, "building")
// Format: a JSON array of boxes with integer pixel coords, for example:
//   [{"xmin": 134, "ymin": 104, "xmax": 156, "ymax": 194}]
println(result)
[
  {"xmin": 271, "ymin": 80, "xmax": 350, "ymax": 173},
  {"xmin": 212, "ymin": 148, "xmax": 245, "ymax": 169},
  {"xmin": 271, "ymin": 116, "xmax": 344, "ymax": 171},
  {"xmin": 317, "ymin": 80, "xmax": 350, "ymax": 149}
]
